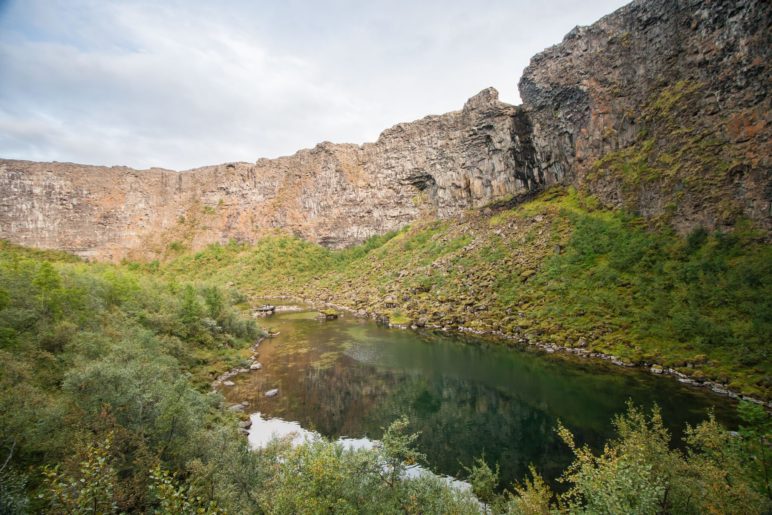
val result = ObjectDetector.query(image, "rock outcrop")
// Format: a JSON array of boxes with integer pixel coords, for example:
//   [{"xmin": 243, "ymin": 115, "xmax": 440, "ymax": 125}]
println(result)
[
  {"xmin": 520, "ymin": 0, "xmax": 770, "ymax": 233},
  {"xmin": 0, "ymin": 88, "xmax": 539, "ymax": 261},
  {"xmin": 0, "ymin": 0, "xmax": 769, "ymax": 261}
]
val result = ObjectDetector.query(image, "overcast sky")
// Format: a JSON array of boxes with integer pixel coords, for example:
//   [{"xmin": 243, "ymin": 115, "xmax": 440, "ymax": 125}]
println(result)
[{"xmin": 0, "ymin": 0, "xmax": 628, "ymax": 170}]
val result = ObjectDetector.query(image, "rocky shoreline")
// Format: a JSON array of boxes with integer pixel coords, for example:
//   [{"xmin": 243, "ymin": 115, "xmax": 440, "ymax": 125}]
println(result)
[
  {"xmin": 264, "ymin": 295, "xmax": 771, "ymax": 410},
  {"xmin": 211, "ymin": 336, "xmax": 264, "ymax": 390}
]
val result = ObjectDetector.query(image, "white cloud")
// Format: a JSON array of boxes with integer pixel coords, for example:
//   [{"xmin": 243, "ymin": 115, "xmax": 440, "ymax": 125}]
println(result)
[{"xmin": 0, "ymin": 0, "xmax": 629, "ymax": 169}]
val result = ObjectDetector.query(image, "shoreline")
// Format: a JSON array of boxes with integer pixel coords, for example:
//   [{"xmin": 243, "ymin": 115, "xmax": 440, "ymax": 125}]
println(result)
[
  {"xmin": 211, "ymin": 336, "xmax": 265, "ymax": 390},
  {"xmin": 261, "ymin": 294, "xmax": 771, "ymax": 410}
]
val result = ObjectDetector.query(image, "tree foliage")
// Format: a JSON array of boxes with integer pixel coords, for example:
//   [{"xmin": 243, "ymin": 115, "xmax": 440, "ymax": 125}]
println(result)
[{"xmin": 494, "ymin": 401, "xmax": 771, "ymax": 515}]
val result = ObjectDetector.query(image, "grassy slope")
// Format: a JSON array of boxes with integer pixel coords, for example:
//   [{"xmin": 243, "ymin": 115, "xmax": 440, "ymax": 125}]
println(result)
[{"xmin": 155, "ymin": 187, "xmax": 771, "ymax": 400}]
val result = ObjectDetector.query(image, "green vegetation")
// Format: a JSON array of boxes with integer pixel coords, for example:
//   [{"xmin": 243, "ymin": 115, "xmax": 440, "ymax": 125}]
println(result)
[
  {"xmin": 0, "ymin": 241, "xmax": 481, "ymax": 512},
  {"xmin": 319, "ymin": 308, "xmax": 340, "ymax": 319},
  {"xmin": 473, "ymin": 402, "xmax": 770, "ymax": 514},
  {"xmin": 0, "ymin": 241, "xmax": 260, "ymax": 511},
  {"xmin": 588, "ymin": 80, "xmax": 749, "ymax": 227},
  {"xmin": 155, "ymin": 187, "xmax": 771, "ymax": 399},
  {"xmin": 0, "ymin": 228, "xmax": 770, "ymax": 512}
]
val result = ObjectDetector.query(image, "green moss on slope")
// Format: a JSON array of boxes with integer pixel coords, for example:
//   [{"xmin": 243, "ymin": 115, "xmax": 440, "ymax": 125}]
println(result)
[{"xmin": 153, "ymin": 188, "xmax": 771, "ymax": 399}]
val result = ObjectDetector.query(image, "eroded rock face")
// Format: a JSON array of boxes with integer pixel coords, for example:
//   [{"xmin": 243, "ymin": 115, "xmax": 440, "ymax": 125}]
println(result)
[
  {"xmin": 1, "ymin": 0, "xmax": 769, "ymax": 260},
  {"xmin": 519, "ymin": 0, "xmax": 771, "ymax": 234},
  {"xmin": 0, "ymin": 88, "xmax": 540, "ymax": 261}
]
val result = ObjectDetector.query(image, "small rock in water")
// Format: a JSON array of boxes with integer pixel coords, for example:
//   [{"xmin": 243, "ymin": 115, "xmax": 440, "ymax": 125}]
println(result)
[
  {"xmin": 227, "ymin": 404, "xmax": 244, "ymax": 412},
  {"xmin": 265, "ymin": 388, "xmax": 279, "ymax": 398},
  {"xmin": 240, "ymin": 400, "xmax": 250, "ymax": 406},
  {"xmin": 239, "ymin": 419, "xmax": 253, "ymax": 429},
  {"xmin": 253, "ymin": 305, "xmax": 276, "ymax": 317},
  {"xmin": 250, "ymin": 362, "xmax": 263, "ymax": 370},
  {"xmin": 318, "ymin": 309, "xmax": 339, "ymax": 320},
  {"xmin": 223, "ymin": 380, "xmax": 236, "ymax": 387}
]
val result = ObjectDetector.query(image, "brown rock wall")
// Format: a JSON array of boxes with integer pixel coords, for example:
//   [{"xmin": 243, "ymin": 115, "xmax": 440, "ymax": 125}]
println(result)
[
  {"xmin": 1, "ymin": 0, "xmax": 769, "ymax": 260},
  {"xmin": 0, "ymin": 88, "xmax": 539, "ymax": 260}
]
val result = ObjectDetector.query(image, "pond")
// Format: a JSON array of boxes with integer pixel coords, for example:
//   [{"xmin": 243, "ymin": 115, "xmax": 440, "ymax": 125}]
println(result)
[{"xmin": 223, "ymin": 303, "xmax": 739, "ymax": 489}]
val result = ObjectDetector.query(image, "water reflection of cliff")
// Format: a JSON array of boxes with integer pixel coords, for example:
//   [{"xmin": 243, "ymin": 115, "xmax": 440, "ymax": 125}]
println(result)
[
  {"xmin": 227, "ymin": 312, "xmax": 738, "ymax": 488},
  {"xmin": 264, "ymin": 353, "xmax": 573, "ymax": 487}
]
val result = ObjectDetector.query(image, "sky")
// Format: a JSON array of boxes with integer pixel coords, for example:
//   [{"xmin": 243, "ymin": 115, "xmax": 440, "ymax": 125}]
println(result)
[{"xmin": 0, "ymin": 0, "xmax": 628, "ymax": 170}]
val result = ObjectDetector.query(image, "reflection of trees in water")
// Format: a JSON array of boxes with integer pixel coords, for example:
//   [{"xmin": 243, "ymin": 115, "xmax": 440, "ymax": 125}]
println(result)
[
  {"xmin": 374, "ymin": 372, "xmax": 573, "ymax": 488},
  {"xmin": 276, "ymin": 355, "xmax": 573, "ymax": 488},
  {"xmin": 250, "ymin": 319, "xmax": 739, "ymax": 490},
  {"xmin": 284, "ymin": 355, "xmax": 403, "ymax": 436}
]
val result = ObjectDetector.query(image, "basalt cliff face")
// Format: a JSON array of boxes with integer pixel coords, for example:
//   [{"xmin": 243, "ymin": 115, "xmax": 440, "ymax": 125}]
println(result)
[
  {"xmin": 520, "ymin": 0, "xmax": 770, "ymax": 234},
  {"xmin": 1, "ymin": 0, "xmax": 769, "ymax": 261},
  {"xmin": 0, "ymin": 89, "xmax": 538, "ymax": 261}
]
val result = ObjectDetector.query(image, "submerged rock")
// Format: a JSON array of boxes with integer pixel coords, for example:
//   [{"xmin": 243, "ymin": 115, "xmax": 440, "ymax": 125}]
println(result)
[
  {"xmin": 318, "ymin": 309, "xmax": 339, "ymax": 320},
  {"xmin": 265, "ymin": 388, "xmax": 279, "ymax": 398},
  {"xmin": 253, "ymin": 305, "xmax": 276, "ymax": 317}
]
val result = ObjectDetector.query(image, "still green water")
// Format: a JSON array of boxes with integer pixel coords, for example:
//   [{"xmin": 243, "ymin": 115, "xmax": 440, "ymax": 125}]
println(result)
[{"xmin": 225, "ymin": 305, "xmax": 738, "ymax": 488}]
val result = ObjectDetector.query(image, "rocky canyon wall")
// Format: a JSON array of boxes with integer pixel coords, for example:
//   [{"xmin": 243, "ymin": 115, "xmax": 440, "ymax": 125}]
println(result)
[
  {"xmin": 0, "ymin": 0, "xmax": 769, "ymax": 261},
  {"xmin": 520, "ymin": 0, "xmax": 770, "ymax": 233},
  {"xmin": 0, "ymin": 89, "xmax": 539, "ymax": 261}
]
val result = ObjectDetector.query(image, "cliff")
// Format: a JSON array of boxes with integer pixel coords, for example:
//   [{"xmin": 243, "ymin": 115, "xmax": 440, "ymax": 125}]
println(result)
[
  {"xmin": 0, "ymin": 89, "xmax": 539, "ymax": 261},
  {"xmin": 1, "ymin": 0, "xmax": 769, "ymax": 261},
  {"xmin": 520, "ymin": 0, "xmax": 770, "ymax": 234}
]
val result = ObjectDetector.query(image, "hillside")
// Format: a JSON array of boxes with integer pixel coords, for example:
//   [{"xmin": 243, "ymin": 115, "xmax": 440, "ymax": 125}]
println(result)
[
  {"xmin": 1, "ymin": 204, "xmax": 770, "ymax": 511},
  {"xmin": 155, "ymin": 187, "xmax": 771, "ymax": 402}
]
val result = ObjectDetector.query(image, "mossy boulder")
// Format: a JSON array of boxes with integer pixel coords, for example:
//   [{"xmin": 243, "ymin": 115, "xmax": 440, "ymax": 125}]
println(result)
[{"xmin": 318, "ymin": 309, "xmax": 339, "ymax": 320}]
